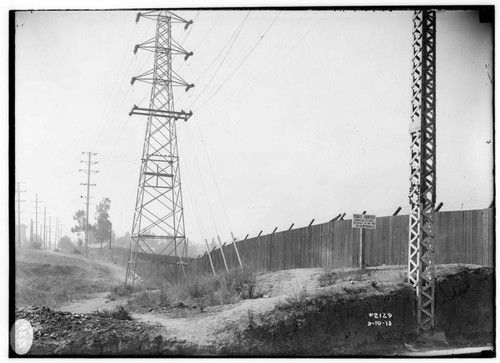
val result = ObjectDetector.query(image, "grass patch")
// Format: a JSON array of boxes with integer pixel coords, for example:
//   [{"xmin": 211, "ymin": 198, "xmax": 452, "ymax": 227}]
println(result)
[
  {"xmin": 106, "ymin": 284, "xmax": 135, "ymax": 301},
  {"xmin": 318, "ymin": 267, "xmax": 372, "ymax": 287},
  {"xmin": 15, "ymin": 249, "xmax": 120, "ymax": 308},
  {"xmin": 93, "ymin": 306, "xmax": 132, "ymax": 320},
  {"xmin": 127, "ymin": 267, "xmax": 265, "ymax": 311}
]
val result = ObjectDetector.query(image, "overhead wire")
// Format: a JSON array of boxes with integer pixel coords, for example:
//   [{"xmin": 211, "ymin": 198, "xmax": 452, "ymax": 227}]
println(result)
[
  {"xmin": 193, "ymin": 11, "xmax": 281, "ymax": 112},
  {"xmin": 187, "ymin": 11, "xmax": 251, "ymax": 107},
  {"xmin": 91, "ymin": 18, "xmax": 156, "ymax": 154}
]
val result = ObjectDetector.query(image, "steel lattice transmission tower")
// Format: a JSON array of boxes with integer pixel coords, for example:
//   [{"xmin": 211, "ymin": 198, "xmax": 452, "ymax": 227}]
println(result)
[
  {"xmin": 125, "ymin": 10, "xmax": 194, "ymax": 286},
  {"xmin": 407, "ymin": 9, "xmax": 437, "ymax": 332}
]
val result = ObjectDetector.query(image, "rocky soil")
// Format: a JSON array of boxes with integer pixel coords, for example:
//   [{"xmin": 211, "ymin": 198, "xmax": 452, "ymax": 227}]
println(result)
[{"xmin": 12, "ymin": 264, "xmax": 494, "ymax": 357}]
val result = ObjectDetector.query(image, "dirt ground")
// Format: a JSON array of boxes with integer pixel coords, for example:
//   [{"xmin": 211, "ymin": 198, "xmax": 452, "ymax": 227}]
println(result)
[{"xmin": 13, "ymin": 250, "xmax": 494, "ymax": 357}]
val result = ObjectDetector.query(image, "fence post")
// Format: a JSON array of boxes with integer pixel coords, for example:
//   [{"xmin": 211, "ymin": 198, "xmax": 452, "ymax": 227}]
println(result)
[
  {"xmin": 217, "ymin": 235, "xmax": 229, "ymax": 271},
  {"xmin": 204, "ymin": 239, "xmax": 216, "ymax": 275},
  {"xmin": 230, "ymin": 232, "xmax": 243, "ymax": 270}
]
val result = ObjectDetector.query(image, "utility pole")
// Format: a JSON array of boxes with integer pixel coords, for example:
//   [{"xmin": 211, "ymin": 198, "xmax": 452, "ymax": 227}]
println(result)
[
  {"xmin": 29, "ymin": 219, "xmax": 33, "ymax": 244},
  {"xmin": 16, "ymin": 182, "xmax": 26, "ymax": 247},
  {"xmin": 109, "ymin": 222, "xmax": 112, "ymax": 251},
  {"xmin": 49, "ymin": 216, "xmax": 52, "ymax": 249},
  {"xmin": 31, "ymin": 194, "xmax": 43, "ymax": 244},
  {"xmin": 43, "ymin": 206, "xmax": 47, "ymax": 248},
  {"xmin": 125, "ymin": 11, "xmax": 194, "ymax": 286},
  {"xmin": 55, "ymin": 218, "xmax": 59, "ymax": 248},
  {"xmin": 80, "ymin": 152, "xmax": 98, "ymax": 258}
]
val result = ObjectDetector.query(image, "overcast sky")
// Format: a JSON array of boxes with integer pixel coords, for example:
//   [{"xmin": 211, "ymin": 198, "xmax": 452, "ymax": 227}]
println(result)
[{"xmin": 14, "ymin": 8, "xmax": 493, "ymax": 249}]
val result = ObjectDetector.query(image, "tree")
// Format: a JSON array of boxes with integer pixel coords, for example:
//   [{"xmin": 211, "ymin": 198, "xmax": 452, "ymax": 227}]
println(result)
[
  {"xmin": 58, "ymin": 235, "xmax": 74, "ymax": 251},
  {"xmin": 94, "ymin": 197, "xmax": 111, "ymax": 244},
  {"xmin": 71, "ymin": 209, "xmax": 91, "ymax": 246},
  {"xmin": 115, "ymin": 232, "xmax": 133, "ymax": 248}
]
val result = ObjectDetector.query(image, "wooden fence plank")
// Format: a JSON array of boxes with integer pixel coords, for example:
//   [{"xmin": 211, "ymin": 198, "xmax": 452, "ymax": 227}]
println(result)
[
  {"xmin": 186, "ymin": 208, "xmax": 492, "ymax": 275},
  {"xmin": 487, "ymin": 208, "xmax": 494, "ymax": 266}
]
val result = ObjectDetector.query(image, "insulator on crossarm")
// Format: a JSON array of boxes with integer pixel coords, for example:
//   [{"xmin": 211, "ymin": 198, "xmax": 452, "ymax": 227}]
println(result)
[
  {"xmin": 185, "ymin": 84, "xmax": 194, "ymax": 92},
  {"xmin": 131, "ymin": 77, "xmax": 137, "ymax": 85},
  {"xmin": 134, "ymin": 45, "xmax": 140, "ymax": 54},
  {"xmin": 128, "ymin": 105, "xmax": 137, "ymax": 116},
  {"xmin": 184, "ymin": 52, "xmax": 193, "ymax": 61},
  {"xmin": 136, "ymin": 13, "xmax": 142, "ymax": 23},
  {"xmin": 184, "ymin": 20, "xmax": 193, "ymax": 30}
]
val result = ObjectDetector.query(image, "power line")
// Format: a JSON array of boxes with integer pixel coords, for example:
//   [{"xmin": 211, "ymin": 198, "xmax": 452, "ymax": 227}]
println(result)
[
  {"xmin": 194, "ymin": 12, "xmax": 281, "ymax": 112},
  {"xmin": 178, "ymin": 11, "xmax": 250, "ymax": 108}
]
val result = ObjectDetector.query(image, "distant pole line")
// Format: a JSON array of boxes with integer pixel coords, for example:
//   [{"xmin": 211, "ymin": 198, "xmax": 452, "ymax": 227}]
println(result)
[
  {"xmin": 80, "ymin": 151, "xmax": 98, "ymax": 258},
  {"xmin": 55, "ymin": 218, "xmax": 59, "ymax": 248},
  {"xmin": 48, "ymin": 216, "xmax": 51, "ymax": 250},
  {"xmin": 109, "ymin": 222, "xmax": 113, "ymax": 252},
  {"xmin": 16, "ymin": 182, "xmax": 26, "ymax": 247},
  {"xmin": 29, "ymin": 219, "xmax": 33, "ymax": 244},
  {"xmin": 31, "ymin": 194, "xmax": 43, "ymax": 244},
  {"xmin": 43, "ymin": 207, "xmax": 47, "ymax": 248}
]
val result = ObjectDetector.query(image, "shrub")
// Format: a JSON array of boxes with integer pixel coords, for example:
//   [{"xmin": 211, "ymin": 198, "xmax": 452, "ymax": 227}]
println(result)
[
  {"xmin": 319, "ymin": 267, "xmax": 339, "ymax": 287},
  {"xmin": 318, "ymin": 267, "xmax": 371, "ymax": 287},
  {"xmin": 127, "ymin": 267, "xmax": 264, "ymax": 311},
  {"xmin": 30, "ymin": 242, "xmax": 41, "ymax": 250},
  {"xmin": 71, "ymin": 248, "xmax": 82, "ymax": 255},
  {"xmin": 94, "ymin": 306, "xmax": 132, "ymax": 320}
]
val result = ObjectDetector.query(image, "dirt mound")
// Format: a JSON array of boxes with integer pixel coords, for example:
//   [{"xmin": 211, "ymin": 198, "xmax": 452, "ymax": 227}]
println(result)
[
  {"xmin": 15, "ymin": 249, "xmax": 128, "ymax": 308},
  {"xmin": 13, "ymin": 265, "xmax": 494, "ymax": 356},
  {"xmin": 223, "ymin": 283, "xmax": 416, "ymax": 356},
  {"xmin": 435, "ymin": 266, "xmax": 494, "ymax": 336},
  {"xmin": 14, "ymin": 306, "xmax": 190, "ymax": 356},
  {"xmin": 217, "ymin": 265, "xmax": 494, "ymax": 356}
]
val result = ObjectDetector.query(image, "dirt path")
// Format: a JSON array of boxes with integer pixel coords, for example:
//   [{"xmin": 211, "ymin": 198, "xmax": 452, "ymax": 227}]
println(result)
[
  {"xmin": 59, "ymin": 257, "xmax": 129, "ymax": 314},
  {"xmin": 59, "ymin": 292, "xmax": 127, "ymax": 314},
  {"xmin": 57, "ymin": 266, "xmax": 323, "ymax": 347},
  {"xmin": 131, "ymin": 294, "xmax": 288, "ymax": 349}
]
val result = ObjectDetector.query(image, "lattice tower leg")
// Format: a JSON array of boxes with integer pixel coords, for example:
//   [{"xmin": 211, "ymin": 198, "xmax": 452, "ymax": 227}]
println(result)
[
  {"xmin": 417, "ymin": 9, "xmax": 437, "ymax": 332},
  {"xmin": 408, "ymin": 9, "xmax": 437, "ymax": 333}
]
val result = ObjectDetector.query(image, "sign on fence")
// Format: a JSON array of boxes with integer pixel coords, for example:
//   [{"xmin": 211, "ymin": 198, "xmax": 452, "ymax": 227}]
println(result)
[{"xmin": 352, "ymin": 214, "xmax": 376, "ymax": 229}]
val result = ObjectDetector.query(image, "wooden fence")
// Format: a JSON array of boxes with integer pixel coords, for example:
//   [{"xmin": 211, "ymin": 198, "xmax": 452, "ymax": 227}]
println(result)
[
  {"xmin": 103, "ymin": 208, "xmax": 494, "ymax": 282},
  {"xmin": 190, "ymin": 208, "xmax": 494, "ymax": 275}
]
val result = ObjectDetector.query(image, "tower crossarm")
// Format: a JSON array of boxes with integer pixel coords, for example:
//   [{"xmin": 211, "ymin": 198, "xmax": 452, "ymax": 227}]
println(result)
[
  {"xmin": 136, "ymin": 11, "xmax": 194, "ymax": 28},
  {"xmin": 134, "ymin": 36, "xmax": 193, "ymax": 60},
  {"xmin": 128, "ymin": 105, "xmax": 193, "ymax": 121},
  {"xmin": 131, "ymin": 69, "xmax": 194, "ymax": 91}
]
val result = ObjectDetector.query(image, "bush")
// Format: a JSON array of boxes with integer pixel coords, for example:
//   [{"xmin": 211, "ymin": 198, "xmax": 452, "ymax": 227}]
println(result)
[
  {"xmin": 127, "ymin": 267, "xmax": 264, "ymax": 311},
  {"xmin": 93, "ymin": 306, "xmax": 132, "ymax": 320},
  {"xmin": 318, "ymin": 267, "xmax": 371, "ymax": 287},
  {"xmin": 30, "ymin": 242, "xmax": 41, "ymax": 250},
  {"xmin": 71, "ymin": 248, "xmax": 82, "ymax": 255}
]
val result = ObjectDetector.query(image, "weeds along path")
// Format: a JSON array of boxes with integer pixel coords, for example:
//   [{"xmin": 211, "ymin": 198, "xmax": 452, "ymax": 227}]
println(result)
[
  {"xmin": 58, "ymin": 257, "xmax": 129, "ymax": 314},
  {"xmin": 132, "ymin": 295, "xmax": 289, "ymax": 349},
  {"xmin": 60, "ymin": 292, "xmax": 127, "ymax": 314}
]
